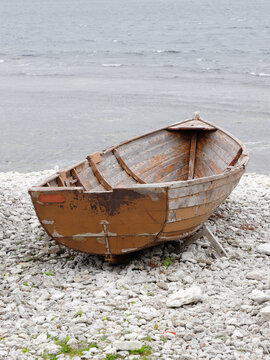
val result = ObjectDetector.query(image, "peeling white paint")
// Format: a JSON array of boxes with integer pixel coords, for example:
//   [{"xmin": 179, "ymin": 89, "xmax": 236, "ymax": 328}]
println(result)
[
  {"xmin": 52, "ymin": 231, "xmax": 63, "ymax": 238},
  {"xmin": 72, "ymin": 231, "xmax": 117, "ymax": 238},
  {"xmin": 121, "ymin": 247, "xmax": 138, "ymax": 253},
  {"xmin": 136, "ymin": 232, "xmax": 158, "ymax": 236},
  {"xmin": 97, "ymin": 237, "xmax": 106, "ymax": 244},
  {"xmin": 100, "ymin": 220, "xmax": 109, "ymax": 225},
  {"xmin": 42, "ymin": 220, "xmax": 54, "ymax": 225}
]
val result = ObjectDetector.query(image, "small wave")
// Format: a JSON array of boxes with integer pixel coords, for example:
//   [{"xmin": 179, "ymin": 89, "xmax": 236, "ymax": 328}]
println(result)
[
  {"xmin": 0, "ymin": 59, "xmax": 4, "ymax": 63},
  {"xmin": 154, "ymin": 49, "xmax": 180, "ymax": 54},
  {"xmin": 21, "ymin": 53, "xmax": 39, "ymax": 57},
  {"xmin": 23, "ymin": 72, "xmax": 73, "ymax": 77},
  {"xmin": 245, "ymin": 141, "xmax": 262, "ymax": 145},
  {"xmin": 259, "ymin": 72, "xmax": 270, "ymax": 77},
  {"xmin": 101, "ymin": 63, "xmax": 123, "ymax": 67},
  {"xmin": 124, "ymin": 51, "xmax": 144, "ymax": 56},
  {"xmin": 250, "ymin": 72, "xmax": 270, "ymax": 77}
]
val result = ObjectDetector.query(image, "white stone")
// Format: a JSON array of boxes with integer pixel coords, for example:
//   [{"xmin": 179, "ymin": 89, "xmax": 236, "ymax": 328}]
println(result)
[
  {"xmin": 166, "ymin": 286, "xmax": 202, "ymax": 308},
  {"xmin": 34, "ymin": 333, "xmax": 48, "ymax": 344},
  {"xmin": 260, "ymin": 306, "xmax": 270, "ymax": 320},
  {"xmin": 139, "ymin": 306, "xmax": 159, "ymax": 320},
  {"xmin": 232, "ymin": 329, "xmax": 245, "ymax": 338},
  {"xmin": 67, "ymin": 338, "xmax": 78, "ymax": 348},
  {"xmin": 114, "ymin": 340, "xmax": 143, "ymax": 351},
  {"xmin": 249, "ymin": 289, "xmax": 270, "ymax": 304},
  {"xmin": 43, "ymin": 343, "xmax": 61, "ymax": 355},
  {"xmin": 257, "ymin": 243, "xmax": 270, "ymax": 255},
  {"xmin": 94, "ymin": 290, "xmax": 107, "ymax": 298},
  {"xmin": 246, "ymin": 270, "xmax": 266, "ymax": 280},
  {"xmin": 157, "ymin": 282, "xmax": 168, "ymax": 290},
  {"xmin": 181, "ymin": 251, "xmax": 196, "ymax": 263},
  {"xmin": 51, "ymin": 291, "xmax": 65, "ymax": 301}
]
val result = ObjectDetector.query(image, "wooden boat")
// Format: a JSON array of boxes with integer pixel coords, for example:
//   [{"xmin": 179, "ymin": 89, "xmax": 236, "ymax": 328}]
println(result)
[{"xmin": 29, "ymin": 113, "xmax": 249, "ymax": 262}]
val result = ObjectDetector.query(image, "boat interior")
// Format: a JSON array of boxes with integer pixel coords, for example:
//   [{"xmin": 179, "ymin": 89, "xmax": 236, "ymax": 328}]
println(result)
[{"xmin": 42, "ymin": 119, "xmax": 243, "ymax": 191}]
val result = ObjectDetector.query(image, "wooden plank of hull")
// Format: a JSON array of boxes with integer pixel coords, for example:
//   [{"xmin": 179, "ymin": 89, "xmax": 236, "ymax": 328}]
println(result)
[
  {"xmin": 162, "ymin": 212, "xmax": 212, "ymax": 233},
  {"xmin": 119, "ymin": 143, "xmax": 190, "ymax": 177},
  {"xmin": 159, "ymin": 171, "xmax": 242, "ymax": 239},
  {"xmin": 117, "ymin": 129, "xmax": 189, "ymax": 158},
  {"xmin": 168, "ymin": 171, "xmax": 242, "ymax": 197},
  {"xmin": 168, "ymin": 193, "xmax": 232, "ymax": 222},
  {"xmin": 198, "ymin": 130, "xmax": 241, "ymax": 163},
  {"xmin": 163, "ymin": 190, "xmax": 233, "ymax": 234},
  {"xmin": 117, "ymin": 130, "xmax": 191, "ymax": 183},
  {"xmin": 158, "ymin": 224, "xmax": 203, "ymax": 241},
  {"xmin": 156, "ymin": 164, "xmax": 189, "ymax": 183},
  {"xmin": 168, "ymin": 177, "xmax": 240, "ymax": 210},
  {"xmin": 138, "ymin": 151, "xmax": 190, "ymax": 182},
  {"xmin": 197, "ymin": 135, "xmax": 236, "ymax": 168}
]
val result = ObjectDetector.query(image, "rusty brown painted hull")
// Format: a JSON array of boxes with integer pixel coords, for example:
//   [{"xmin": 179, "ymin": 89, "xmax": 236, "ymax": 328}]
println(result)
[{"xmin": 29, "ymin": 117, "xmax": 249, "ymax": 261}]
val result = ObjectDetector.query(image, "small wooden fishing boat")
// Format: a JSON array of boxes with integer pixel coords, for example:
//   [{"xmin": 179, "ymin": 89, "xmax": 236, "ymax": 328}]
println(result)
[{"xmin": 29, "ymin": 113, "xmax": 248, "ymax": 262}]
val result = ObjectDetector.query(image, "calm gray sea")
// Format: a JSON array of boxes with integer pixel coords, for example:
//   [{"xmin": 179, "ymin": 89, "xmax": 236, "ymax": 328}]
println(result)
[{"xmin": 0, "ymin": 0, "xmax": 269, "ymax": 173}]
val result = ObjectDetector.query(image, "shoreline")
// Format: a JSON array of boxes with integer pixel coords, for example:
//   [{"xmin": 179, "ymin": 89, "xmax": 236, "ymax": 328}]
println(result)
[{"xmin": 0, "ymin": 171, "xmax": 269, "ymax": 359}]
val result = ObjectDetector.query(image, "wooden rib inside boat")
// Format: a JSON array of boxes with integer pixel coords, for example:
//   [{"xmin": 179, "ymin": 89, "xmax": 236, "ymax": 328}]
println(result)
[{"xmin": 29, "ymin": 114, "xmax": 249, "ymax": 262}]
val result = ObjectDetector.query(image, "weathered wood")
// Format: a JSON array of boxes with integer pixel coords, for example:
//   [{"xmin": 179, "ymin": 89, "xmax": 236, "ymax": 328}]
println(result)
[
  {"xmin": 162, "ymin": 212, "xmax": 214, "ymax": 233},
  {"xmin": 71, "ymin": 168, "xmax": 85, "ymax": 190},
  {"xmin": 158, "ymin": 164, "xmax": 189, "ymax": 182},
  {"xmin": 168, "ymin": 194, "xmax": 229, "ymax": 222},
  {"xmin": 75, "ymin": 160, "xmax": 103, "ymax": 191},
  {"xmin": 176, "ymin": 225, "xmax": 227, "ymax": 257},
  {"xmin": 96, "ymin": 151, "xmax": 137, "ymax": 187},
  {"xmin": 112, "ymin": 149, "xmax": 145, "ymax": 184},
  {"xmin": 168, "ymin": 171, "xmax": 242, "ymax": 197},
  {"xmin": 197, "ymin": 133, "xmax": 233, "ymax": 165},
  {"xmin": 56, "ymin": 176, "xmax": 65, "ymax": 187},
  {"xmin": 168, "ymin": 180, "xmax": 238, "ymax": 209},
  {"xmin": 168, "ymin": 119, "xmax": 216, "ymax": 131},
  {"xmin": 228, "ymin": 147, "xmax": 243, "ymax": 167},
  {"xmin": 202, "ymin": 226, "xmax": 228, "ymax": 257},
  {"xmin": 29, "ymin": 116, "xmax": 248, "ymax": 262},
  {"xmin": 117, "ymin": 130, "xmax": 191, "ymax": 183},
  {"xmin": 87, "ymin": 156, "xmax": 112, "ymax": 191},
  {"xmin": 188, "ymin": 132, "xmax": 197, "ymax": 179}
]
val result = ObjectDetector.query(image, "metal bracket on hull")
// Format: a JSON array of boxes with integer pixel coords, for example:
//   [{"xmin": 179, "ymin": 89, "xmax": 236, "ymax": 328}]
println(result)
[
  {"xmin": 100, "ymin": 220, "xmax": 112, "ymax": 261},
  {"xmin": 177, "ymin": 225, "xmax": 228, "ymax": 258}
]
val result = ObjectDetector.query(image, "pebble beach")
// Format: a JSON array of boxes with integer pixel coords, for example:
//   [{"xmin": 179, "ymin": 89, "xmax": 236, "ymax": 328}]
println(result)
[{"xmin": 0, "ymin": 170, "xmax": 270, "ymax": 360}]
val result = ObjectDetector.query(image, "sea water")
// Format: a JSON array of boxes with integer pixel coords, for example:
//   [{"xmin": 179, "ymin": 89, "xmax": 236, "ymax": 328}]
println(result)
[{"xmin": 0, "ymin": 0, "xmax": 269, "ymax": 173}]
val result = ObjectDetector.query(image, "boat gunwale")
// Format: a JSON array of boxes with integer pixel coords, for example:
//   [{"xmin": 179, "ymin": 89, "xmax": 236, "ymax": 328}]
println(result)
[{"xmin": 29, "ymin": 117, "xmax": 248, "ymax": 193}]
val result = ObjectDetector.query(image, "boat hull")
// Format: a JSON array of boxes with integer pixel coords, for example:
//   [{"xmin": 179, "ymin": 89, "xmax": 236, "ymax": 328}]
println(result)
[
  {"xmin": 29, "ymin": 167, "xmax": 245, "ymax": 260},
  {"xmin": 29, "ymin": 117, "xmax": 248, "ymax": 262}
]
